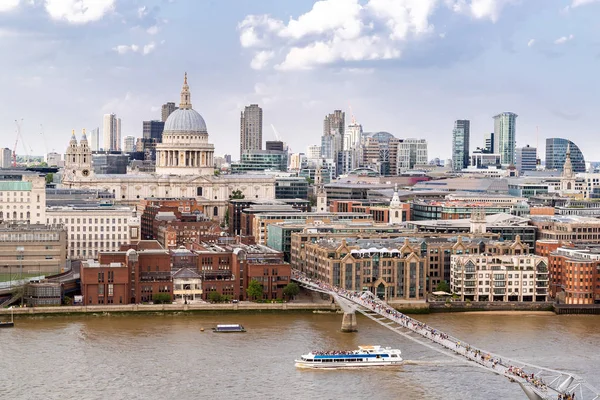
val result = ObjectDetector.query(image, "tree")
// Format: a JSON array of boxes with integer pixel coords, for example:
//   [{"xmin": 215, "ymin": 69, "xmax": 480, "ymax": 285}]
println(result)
[
  {"xmin": 229, "ymin": 189, "xmax": 245, "ymax": 200},
  {"xmin": 45, "ymin": 173, "xmax": 54, "ymax": 185},
  {"xmin": 223, "ymin": 208, "xmax": 230, "ymax": 228},
  {"xmin": 436, "ymin": 280, "xmax": 451, "ymax": 293},
  {"xmin": 283, "ymin": 282, "xmax": 300, "ymax": 299},
  {"xmin": 152, "ymin": 293, "xmax": 171, "ymax": 304},
  {"xmin": 208, "ymin": 291, "xmax": 223, "ymax": 303},
  {"xmin": 246, "ymin": 279, "xmax": 263, "ymax": 301}
]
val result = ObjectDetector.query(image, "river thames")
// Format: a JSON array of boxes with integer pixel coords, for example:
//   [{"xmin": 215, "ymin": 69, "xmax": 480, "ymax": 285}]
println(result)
[{"xmin": 1, "ymin": 312, "xmax": 599, "ymax": 400}]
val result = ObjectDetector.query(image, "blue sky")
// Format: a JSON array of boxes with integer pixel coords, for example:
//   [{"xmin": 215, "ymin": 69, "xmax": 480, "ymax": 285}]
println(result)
[{"xmin": 0, "ymin": 0, "xmax": 599, "ymax": 161}]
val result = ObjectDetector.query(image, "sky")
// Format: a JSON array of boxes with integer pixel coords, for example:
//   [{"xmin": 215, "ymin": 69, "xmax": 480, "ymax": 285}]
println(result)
[{"xmin": 0, "ymin": 0, "xmax": 599, "ymax": 162}]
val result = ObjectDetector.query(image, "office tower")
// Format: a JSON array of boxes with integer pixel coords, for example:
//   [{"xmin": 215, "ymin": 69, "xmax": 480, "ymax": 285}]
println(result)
[
  {"xmin": 484, "ymin": 132, "xmax": 494, "ymax": 153},
  {"xmin": 307, "ymin": 145, "xmax": 322, "ymax": 161},
  {"xmin": 546, "ymin": 138, "xmax": 586, "ymax": 172},
  {"xmin": 515, "ymin": 145, "xmax": 537, "ymax": 173},
  {"xmin": 240, "ymin": 104, "xmax": 263, "ymax": 157},
  {"xmin": 89, "ymin": 127, "xmax": 100, "ymax": 152},
  {"xmin": 322, "ymin": 110, "xmax": 345, "ymax": 156},
  {"xmin": 397, "ymin": 139, "xmax": 428, "ymax": 172},
  {"xmin": 103, "ymin": 113, "xmax": 121, "ymax": 151},
  {"xmin": 124, "ymin": 136, "xmax": 136, "ymax": 153},
  {"xmin": 0, "ymin": 148, "xmax": 12, "ymax": 168},
  {"xmin": 161, "ymin": 102, "xmax": 177, "ymax": 122},
  {"xmin": 493, "ymin": 112, "xmax": 517, "ymax": 165},
  {"xmin": 452, "ymin": 120, "xmax": 470, "ymax": 171}
]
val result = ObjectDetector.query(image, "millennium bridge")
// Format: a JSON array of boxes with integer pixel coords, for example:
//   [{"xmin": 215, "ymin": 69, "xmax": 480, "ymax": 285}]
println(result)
[{"xmin": 292, "ymin": 271, "xmax": 599, "ymax": 400}]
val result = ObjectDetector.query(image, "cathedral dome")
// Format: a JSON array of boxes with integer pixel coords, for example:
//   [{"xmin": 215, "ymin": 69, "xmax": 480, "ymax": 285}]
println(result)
[{"xmin": 164, "ymin": 108, "xmax": 207, "ymax": 134}]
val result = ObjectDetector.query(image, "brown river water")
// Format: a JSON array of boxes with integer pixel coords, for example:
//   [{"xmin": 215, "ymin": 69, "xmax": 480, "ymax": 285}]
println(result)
[{"xmin": 0, "ymin": 312, "xmax": 599, "ymax": 400}]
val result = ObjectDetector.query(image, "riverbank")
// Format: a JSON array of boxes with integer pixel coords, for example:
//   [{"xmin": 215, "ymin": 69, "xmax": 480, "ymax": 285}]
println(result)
[{"xmin": 0, "ymin": 302, "xmax": 339, "ymax": 317}]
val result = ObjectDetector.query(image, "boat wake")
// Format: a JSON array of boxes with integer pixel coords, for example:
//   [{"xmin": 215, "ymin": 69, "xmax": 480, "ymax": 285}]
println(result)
[{"xmin": 402, "ymin": 360, "xmax": 460, "ymax": 366}]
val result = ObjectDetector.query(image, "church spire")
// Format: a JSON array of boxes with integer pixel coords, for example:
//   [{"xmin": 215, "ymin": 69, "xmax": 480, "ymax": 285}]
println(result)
[{"xmin": 180, "ymin": 72, "xmax": 192, "ymax": 110}]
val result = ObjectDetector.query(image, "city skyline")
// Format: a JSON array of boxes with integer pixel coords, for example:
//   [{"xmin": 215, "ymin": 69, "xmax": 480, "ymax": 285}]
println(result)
[{"xmin": 0, "ymin": 0, "xmax": 599, "ymax": 160}]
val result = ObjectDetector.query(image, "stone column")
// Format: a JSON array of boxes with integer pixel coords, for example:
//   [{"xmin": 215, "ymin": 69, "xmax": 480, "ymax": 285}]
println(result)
[{"xmin": 341, "ymin": 312, "xmax": 357, "ymax": 332}]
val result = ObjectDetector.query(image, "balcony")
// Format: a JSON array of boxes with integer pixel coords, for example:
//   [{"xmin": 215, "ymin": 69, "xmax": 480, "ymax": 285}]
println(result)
[
  {"xmin": 493, "ymin": 281, "xmax": 506, "ymax": 287},
  {"xmin": 140, "ymin": 272, "xmax": 172, "ymax": 282}
]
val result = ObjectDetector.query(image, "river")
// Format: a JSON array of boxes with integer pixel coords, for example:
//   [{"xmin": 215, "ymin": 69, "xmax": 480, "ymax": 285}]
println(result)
[{"xmin": 0, "ymin": 312, "xmax": 598, "ymax": 400}]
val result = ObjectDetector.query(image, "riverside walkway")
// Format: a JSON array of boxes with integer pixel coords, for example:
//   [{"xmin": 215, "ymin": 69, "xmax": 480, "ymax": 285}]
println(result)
[{"xmin": 293, "ymin": 271, "xmax": 599, "ymax": 400}]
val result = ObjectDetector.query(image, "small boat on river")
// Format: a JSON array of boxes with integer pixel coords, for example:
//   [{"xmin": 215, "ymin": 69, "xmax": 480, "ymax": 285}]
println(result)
[
  {"xmin": 212, "ymin": 324, "xmax": 246, "ymax": 333},
  {"xmin": 295, "ymin": 345, "xmax": 402, "ymax": 368}
]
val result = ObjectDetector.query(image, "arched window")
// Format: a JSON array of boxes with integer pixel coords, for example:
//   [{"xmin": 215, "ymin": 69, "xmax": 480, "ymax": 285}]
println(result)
[
  {"xmin": 395, "ymin": 211, "xmax": 399, "ymax": 218},
  {"xmin": 13, "ymin": 212, "xmax": 17, "ymax": 219},
  {"xmin": 26, "ymin": 211, "xmax": 30, "ymax": 220},
  {"xmin": 197, "ymin": 187, "xmax": 203, "ymax": 196},
  {"xmin": 567, "ymin": 182, "xmax": 572, "ymax": 190},
  {"xmin": 213, "ymin": 206, "xmax": 218, "ymax": 217},
  {"xmin": 0, "ymin": 211, "xmax": 3, "ymax": 219}
]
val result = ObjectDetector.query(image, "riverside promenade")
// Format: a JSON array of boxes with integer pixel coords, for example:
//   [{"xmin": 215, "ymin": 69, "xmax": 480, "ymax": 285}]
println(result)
[{"xmin": 0, "ymin": 302, "xmax": 339, "ymax": 316}]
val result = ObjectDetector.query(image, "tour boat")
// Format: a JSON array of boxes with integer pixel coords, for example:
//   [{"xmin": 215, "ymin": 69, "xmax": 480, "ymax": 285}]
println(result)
[
  {"xmin": 295, "ymin": 345, "xmax": 402, "ymax": 368},
  {"xmin": 212, "ymin": 324, "xmax": 246, "ymax": 333}
]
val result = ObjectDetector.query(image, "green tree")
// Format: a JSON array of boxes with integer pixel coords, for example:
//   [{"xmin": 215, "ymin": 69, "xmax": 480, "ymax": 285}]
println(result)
[
  {"xmin": 152, "ymin": 293, "xmax": 172, "ymax": 304},
  {"xmin": 305, "ymin": 177, "xmax": 314, "ymax": 185},
  {"xmin": 208, "ymin": 291, "xmax": 223, "ymax": 303},
  {"xmin": 436, "ymin": 280, "xmax": 451, "ymax": 293},
  {"xmin": 214, "ymin": 169, "xmax": 221, "ymax": 176},
  {"xmin": 246, "ymin": 279, "xmax": 263, "ymax": 301},
  {"xmin": 283, "ymin": 282, "xmax": 300, "ymax": 299},
  {"xmin": 229, "ymin": 189, "xmax": 245, "ymax": 200},
  {"xmin": 45, "ymin": 173, "xmax": 54, "ymax": 185}
]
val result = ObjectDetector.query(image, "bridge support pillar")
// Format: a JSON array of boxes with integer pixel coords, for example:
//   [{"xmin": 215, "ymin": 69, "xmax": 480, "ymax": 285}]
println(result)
[{"xmin": 341, "ymin": 311, "xmax": 357, "ymax": 332}]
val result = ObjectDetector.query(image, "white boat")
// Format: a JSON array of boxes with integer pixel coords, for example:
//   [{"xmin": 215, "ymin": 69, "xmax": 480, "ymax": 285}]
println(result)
[{"xmin": 295, "ymin": 345, "xmax": 402, "ymax": 368}]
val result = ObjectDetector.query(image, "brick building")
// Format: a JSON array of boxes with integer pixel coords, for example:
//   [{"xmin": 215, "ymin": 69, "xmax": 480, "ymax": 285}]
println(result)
[
  {"xmin": 140, "ymin": 198, "xmax": 204, "ymax": 239},
  {"xmin": 82, "ymin": 240, "xmax": 173, "ymax": 304},
  {"xmin": 548, "ymin": 247, "xmax": 600, "ymax": 304},
  {"xmin": 228, "ymin": 199, "xmax": 310, "ymax": 236}
]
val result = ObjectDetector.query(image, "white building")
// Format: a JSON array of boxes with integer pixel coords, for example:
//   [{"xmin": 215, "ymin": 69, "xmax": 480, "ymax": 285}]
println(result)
[
  {"xmin": 451, "ymin": 254, "xmax": 549, "ymax": 302},
  {"xmin": 307, "ymin": 145, "xmax": 322, "ymax": 161},
  {"xmin": 397, "ymin": 139, "xmax": 428, "ymax": 173},
  {"xmin": 123, "ymin": 136, "xmax": 136, "ymax": 153},
  {"xmin": 0, "ymin": 148, "xmax": 12, "ymax": 168},
  {"xmin": 62, "ymin": 74, "xmax": 276, "ymax": 219},
  {"xmin": 289, "ymin": 153, "xmax": 306, "ymax": 170},
  {"xmin": 89, "ymin": 127, "xmax": 100, "ymax": 152},
  {"xmin": 0, "ymin": 174, "xmax": 46, "ymax": 224},
  {"xmin": 46, "ymin": 205, "xmax": 140, "ymax": 259},
  {"xmin": 46, "ymin": 152, "xmax": 63, "ymax": 167},
  {"xmin": 103, "ymin": 113, "xmax": 121, "ymax": 151}
]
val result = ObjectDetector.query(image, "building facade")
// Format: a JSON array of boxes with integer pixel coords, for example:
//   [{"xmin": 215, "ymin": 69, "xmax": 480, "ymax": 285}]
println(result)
[
  {"xmin": 0, "ymin": 148, "xmax": 12, "ymax": 168},
  {"xmin": 231, "ymin": 150, "xmax": 287, "ymax": 173},
  {"xmin": 46, "ymin": 205, "xmax": 140, "ymax": 259},
  {"xmin": 161, "ymin": 102, "xmax": 177, "ymax": 122},
  {"xmin": 451, "ymin": 254, "xmax": 549, "ymax": 302},
  {"xmin": 0, "ymin": 223, "xmax": 67, "ymax": 275},
  {"xmin": 0, "ymin": 173, "xmax": 46, "ymax": 224},
  {"xmin": 545, "ymin": 138, "xmax": 586, "ymax": 172},
  {"xmin": 493, "ymin": 112, "xmax": 517, "ymax": 165},
  {"xmin": 103, "ymin": 113, "xmax": 121, "ymax": 151},
  {"xmin": 548, "ymin": 246, "xmax": 600, "ymax": 304},
  {"xmin": 123, "ymin": 136, "xmax": 135, "ymax": 153},
  {"xmin": 515, "ymin": 145, "xmax": 537, "ymax": 173},
  {"xmin": 397, "ymin": 139, "xmax": 428, "ymax": 172},
  {"xmin": 452, "ymin": 120, "xmax": 470, "ymax": 171},
  {"xmin": 240, "ymin": 104, "xmax": 263, "ymax": 157}
]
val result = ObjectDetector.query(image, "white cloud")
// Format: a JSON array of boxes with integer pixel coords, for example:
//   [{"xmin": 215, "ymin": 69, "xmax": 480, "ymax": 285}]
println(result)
[
  {"xmin": 44, "ymin": 0, "xmax": 115, "ymax": 24},
  {"xmin": 137, "ymin": 5, "xmax": 148, "ymax": 19},
  {"xmin": 527, "ymin": 39, "xmax": 535, "ymax": 47},
  {"xmin": 0, "ymin": 0, "xmax": 20, "ymax": 12},
  {"xmin": 147, "ymin": 25, "xmax": 159, "ymax": 35},
  {"xmin": 142, "ymin": 42, "xmax": 155, "ymax": 55},
  {"xmin": 113, "ymin": 42, "xmax": 155, "ymax": 55},
  {"xmin": 239, "ymin": 0, "xmax": 519, "ymax": 71},
  {"xmin": 554, "ymin": 34, "xmax": 574, "ymax": 45},
  {"xmin": 250, "ymin": 50, "xmax": 275, "ymax": 70},
  {"xmin": 571, "ymin": 0, "xmax": 600, "ymax": 7}
]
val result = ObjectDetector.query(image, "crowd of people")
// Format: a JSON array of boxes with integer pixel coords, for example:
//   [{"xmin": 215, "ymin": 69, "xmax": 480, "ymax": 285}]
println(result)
[
  {"xmin": 292, "ymin": 271, "xmax": 577, "ymax": 399},
  {"xmin": 310, "ymin": 350, "xmax": 357, "ymax": 356}
]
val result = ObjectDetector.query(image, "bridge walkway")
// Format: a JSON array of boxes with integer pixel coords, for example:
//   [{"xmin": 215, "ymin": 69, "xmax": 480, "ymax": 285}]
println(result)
[{"xmin": 293, "ymin": 273, "xmax": 599, "ymax": 400}]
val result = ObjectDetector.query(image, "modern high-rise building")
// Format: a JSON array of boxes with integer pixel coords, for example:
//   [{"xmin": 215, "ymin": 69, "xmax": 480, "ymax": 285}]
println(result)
[
  {"xmin": 493, "ymin": 112, "xmax": 517, "ymax": 165},
  {"xmin": 397, "ymin": 139, "xmax": 428, "ymax": 173},
  {"xmin": 322, "ymin": 110, "xmax": 345, "ymax": 157},
  {"xmin": 240, "ymin": 104, "xmax": 263, "ymax": 157},
  {"xmin": 515, "ymin": 145, "xmax": 537, "ymax": 173},
  {"xmin": 124, "ymin": 136, "xmax": 136, "ymax": 153},
  {"xmin": 266, "ymin": 141, "xmax": 284, "ymax": 151},
  {"xmin": 142, "ymin": 120, "xmax": 165, "ymax": 160},
  {"xmin": 452, "ymin": 120, "xmax": 470, "ymax": 171},
  {"xmin": 161, "ymin": 102, "xmax": 177, "ymax": 122},
  {"xmin": 103, "ymin": 113, "xmax": 121, "ymax": 151},
  {"xmin": 484, "ymin": 132, "xmax": 494, "ymax": 153},
  {"xmin": 361, "ymin": 132, "xmax": 400, "ymax": 176},
  {"xmin": 89, "ymin": 127, "xmax": 100, "ymax": 152},
  {"xmin": 0, "ymin": 148, "xmax": 12, "ymax": 168},
  {"xmin": 545, "ymin": 138, "xmax": 586, "ymax": 172},
  {"xmin": 307, "ymin": 145, "xmax": 322, "ymax": 161}
]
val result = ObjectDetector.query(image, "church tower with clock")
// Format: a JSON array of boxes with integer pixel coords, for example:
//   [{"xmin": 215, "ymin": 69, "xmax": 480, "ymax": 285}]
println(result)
[{"xmin": 64, "ymin": 129, "xmax": 93, "ymax": 179}]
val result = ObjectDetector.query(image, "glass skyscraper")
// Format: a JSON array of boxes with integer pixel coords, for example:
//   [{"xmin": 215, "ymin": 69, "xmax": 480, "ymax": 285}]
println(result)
[
  {"xmin": 452, "ymin": 120, "xmax": 470, "ymax": 170},
  {"xmin": 493, "ymin": 112, "xmax": 517, "ymax": 165},
  {"xmin": 545, "ymin": 138, "xmax": 586, "ymax": 172}
]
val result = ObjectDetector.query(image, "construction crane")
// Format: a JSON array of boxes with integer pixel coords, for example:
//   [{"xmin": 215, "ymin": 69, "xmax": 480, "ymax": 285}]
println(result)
[
  {"xmin": 40, "ymin": 124, "xmax": 50, "ymax": 154},
  {"xmin": 270, "ymin": 124, "xmax": 281, "ymax": 141},
  {"xmin": 12, "ymin": 119, "xmax": 22, "ymax": 167}
]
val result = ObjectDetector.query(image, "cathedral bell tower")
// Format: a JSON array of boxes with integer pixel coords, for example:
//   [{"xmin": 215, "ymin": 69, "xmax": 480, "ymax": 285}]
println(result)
[
  {"xmin": 560, "ymin": 143, "xmax": 576, "ymax": 194},
  {"xmin": 388, "ymin": 183, "xmax": 402, "ymax": 224},
  {"xmin": 316, "ymin": 161, "xmax": 328, "ymax": 212}
]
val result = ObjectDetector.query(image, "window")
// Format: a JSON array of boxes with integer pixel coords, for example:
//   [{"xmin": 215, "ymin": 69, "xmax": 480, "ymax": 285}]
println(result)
[{"xmin": 197, "ymin": 187, "xmax": 203, "ymax": 196}]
